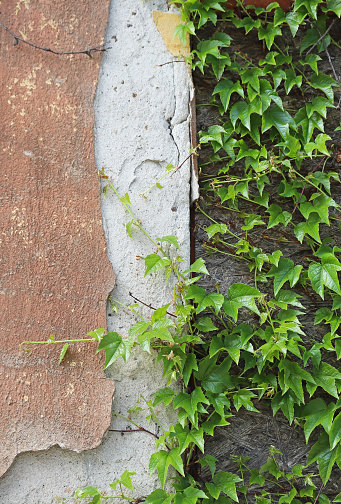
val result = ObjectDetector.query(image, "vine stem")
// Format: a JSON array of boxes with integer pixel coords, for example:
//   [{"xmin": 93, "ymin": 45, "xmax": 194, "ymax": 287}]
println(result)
[
  {"xmin": 100, "ymin": 170, "xmax": 166, "ymax": 255},
  {"xmin": 313, "ymin": 483, "xmax": 324, "ymax": 504},
  {"xmin": 110, "ymin": 297, "xmax": 146, "ymax": 320},
  {"xmin": 112, "ymin": 413, "xmax": 161, "ymax": 440},
  {"xmin": 129, "ymin": 292, "xmax": 177, "ymax": 318},
  {"xmin": 20, "ymin": 337, "xmax": 95, "ymax": 351},
  {"xmin": 314, "ymin": 23, "xmax": 341, "ymax": 108},
  {"xmin": 306, "ymin": 20, "xmax": 335, "ymax": 55},
  {"xmin": 0, "ymin": 22, "xmax": 109, "ymax": 56}
]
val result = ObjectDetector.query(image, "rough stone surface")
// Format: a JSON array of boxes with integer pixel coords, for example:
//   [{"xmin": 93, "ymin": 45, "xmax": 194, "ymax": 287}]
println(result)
[
  {"xmin": 0, "ymin": 0, "xmax": 194, "ymax": 502},
  {"xmin": 0, "ymin": 0, "xmax": 115, "ymax": 480}
]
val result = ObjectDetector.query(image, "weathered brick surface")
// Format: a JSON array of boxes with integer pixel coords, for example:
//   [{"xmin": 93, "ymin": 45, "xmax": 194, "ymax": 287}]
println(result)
[{"xmin": 0, "ymin": 1, "xmax": 114, "ymax": 477}]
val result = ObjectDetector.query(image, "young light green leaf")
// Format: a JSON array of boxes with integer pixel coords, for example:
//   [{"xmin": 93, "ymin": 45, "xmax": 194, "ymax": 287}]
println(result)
[
  {"xmin": 110, "ymin": 470, "xmax": 136, "ymax": 492},
  {"xmin": 120, "ymin": 192, "xmax": 131, "ymax": 206},
  {"xmin": 294, "ymin": 212, "xmax": 322, "ymax": 244},
  {"xmin": 96, "ymin": 332, "xmax": 133, "ymax": 368},
  {"xmin": 152, "ymin": 387, "xmax": 175, "ymax": 407},
  {"xmin": 144, "ymin": 489, "xmax": 175, "ymax": 504},
  {"xmin": 157, "ymin": 236, "xmax": 180, "ymax": 250},
  {"xmin": 173, "ymin": 387, "xmax": 209, "ymax": 428},
  {"xmin": 149, "ymin": 448, "xmax": 184, "ymax": 488},
  {"xmin": 59, "ymin": 343, "xmax": 69, "ymax": 365},
  {"xmin": 74, "ymin": 486, "xmax": 100, "ymax": 498},
  {"xmin": 205, "ymin": 223, "xmax": 227, "ymax": 239},
  {"xmin": 183, "ymin": 258, "xmax": 209, "ymax": 275},
  {"xmin": 87, "ymin": 328, "xmax": 105, "ymax": 341},
  {"xmin": 126, "ymin": 220, "xmax": 133, "ymax": 238},
  {"xmin": 144, "ymin": 254, "xmax": 171, "ymax": 276}
]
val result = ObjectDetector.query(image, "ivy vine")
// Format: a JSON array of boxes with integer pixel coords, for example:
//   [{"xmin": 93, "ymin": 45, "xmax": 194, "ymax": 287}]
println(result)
[{"xmin": 21, "ymin": 1, "xmax": 341, "ymax": 503}]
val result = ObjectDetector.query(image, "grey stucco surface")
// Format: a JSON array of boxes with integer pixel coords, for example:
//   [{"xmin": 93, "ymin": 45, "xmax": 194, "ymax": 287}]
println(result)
[{"xmin": 0, "ymin": 0, "xmax": 194, "ymax": 502}]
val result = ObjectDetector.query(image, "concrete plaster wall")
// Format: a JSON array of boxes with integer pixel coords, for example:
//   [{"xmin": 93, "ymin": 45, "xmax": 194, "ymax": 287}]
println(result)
[{"xmin": 0, "ymin": 0, "xmax": 194, "ymax": 502}]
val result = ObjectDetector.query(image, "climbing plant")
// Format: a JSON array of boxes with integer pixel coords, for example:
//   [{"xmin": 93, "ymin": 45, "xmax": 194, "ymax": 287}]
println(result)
[{"xmin": 21, "ymin": 0, "xmax": 341, "ymax": 502}]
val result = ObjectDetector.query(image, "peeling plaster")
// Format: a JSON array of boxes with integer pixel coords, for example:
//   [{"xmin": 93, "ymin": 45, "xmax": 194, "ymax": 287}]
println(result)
[{"xmin": 0, "ymin": 0, "xmax": 195, "ymax": 502}]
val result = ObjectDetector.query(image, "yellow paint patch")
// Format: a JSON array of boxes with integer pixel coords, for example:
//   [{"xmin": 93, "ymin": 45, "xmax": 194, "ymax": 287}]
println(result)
[
  {"xmin": 15, "ymin": 0, "xmax": 30, "ymax": 15},
  {"xmin": 152, "ymin": 11, "xmax": 190, "ymax": 57}
]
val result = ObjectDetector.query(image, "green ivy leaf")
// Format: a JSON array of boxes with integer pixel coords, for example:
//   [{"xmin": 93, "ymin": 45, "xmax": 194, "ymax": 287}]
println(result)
[
  {"xmin": 205, "ymin": 223, "xmax": 227, "ymax": 239},
  {"xmin": 312, "ymin": 362, "xmax": 341, "ymax": 398},
  {"xmin": 172, "ymin": 424, "xmax": 205, "ymax": 454},
  {"xmin": 212, "ymin": 471, "xmax": 242, "ymax": 502},
  {"xmin": 202, "ymin": 411, "xmax": 232, "ymax": 435},
  {"xmin": 310, "ymin": 73, "xmax": 337, "ymax": 102},
  {"xmin": 267, "ymin": 258, "xmax": 302, "ymax": 296},
  {"xmin": 271, "ymin": 390, "xmax": 298, "ymax": 424},
  {"xmin": 295, "ymin": 0, "xmax": 322, "ymax": 18},
  {"xmin": 149, "ymin": 448, "xmax": 184, "ymax": 489},
  {"xmin": 262, "ymin": 105, "xmax": 296, "ymax": 139},
  {"xmin": 308, "ymin": 253, "xmax": 341, "ymax": 299},
  {"xmin": 294, "ymin": 212, "xmax": 322, "ymax": 244},
  {"xmin": 87, "ymin": 328, "xmax": 105, "ymax": 341},
  {"xmin": 285, "ymin": 11, "xmax": 304, "ymax": 37},
  {"xmin": 144, "ymin": 254, "xmax": 171, "ymax": 276},
  {"xmin": 59, "ymin": 343, "xmax": 69, "ymax": 365},
  {"xmin": 194, "ymin": 317, "xmax": 218, "ymax": 332},
  {"xmin": 285, "ymin": 69, "xmax": 302, "ymax": 94},
  {"xmin": 174, "ymin": 487, "xmax": 208, "ymax": 504},
  {"xmin": 157, "ymin": 236, "xmax": 180, "ymax": 250},
  {"xmin": 173, "ymin": 387, "xmax": 209, "ymax": 428},
  {"xmin": 110, "ymin": 470, "xmax": 136, "ymax": 492},
  {"xmin": 308, "ymin": 432, "xmax": 341, "ymax": 484},
  {"xmin": 213, "ymin": 80, "xmax": 244, "ymax": 111},
  {"xmin": 325, "ymin": 0, "xmax": 341, "ymax": 16},
  {"xmin": 329, "ymin": 411, "xmax": 341, "ymax": 449},
  {"xmin": 258, "ymin": 23, "xmax": 282, "ymax": 50},
  {"xmin": 184, "ymin": 258, "xmax": 209, "ymax": 275},
  {"xmin": 152, "ymin": 387, "xmax": 175, "ymax": 407},
  {"xmin": 182, "ymin": 353, "xmax": 198, "ymax": 387},
  {"xmin": 241, "ymin": 214, "xmax": 265, "ymax": 231},
  {"xmin": 267, "ymin": 204, "xmax": 292, "ymax": 228},
  {"xmin": 223, "ymin": 283, "xmax": 261, "ymax": 322},
  {"xmin": 233, "ymin": 389, "xmax": 259, "ymax": 412},
  {"xmin": 300, "ymin": 398, "xmax": 335, "ymax": 441},
  {"xmin": 174, "ymin": 22, "xmax": 195, "ymax": 45},
  {"xmin": 278, "ymin": 359, "xmax": 315, "ymax": 403},
  {"xmin": 96, "ymin": 332, "xmax": 133, "ymax": 368},
  {"xmin": 144, "ymin": 489, "xmax": 175, "ymax": 504},
  {"xmin": 200, "ymin": 455, "xmax": 218, "ymax": 478}
]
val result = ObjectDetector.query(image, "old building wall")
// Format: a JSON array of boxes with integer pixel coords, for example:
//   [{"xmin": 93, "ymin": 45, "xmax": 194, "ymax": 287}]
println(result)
[{"xmin": 0, "ymin": 0, "xmax": 194, "ymax": 502}]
